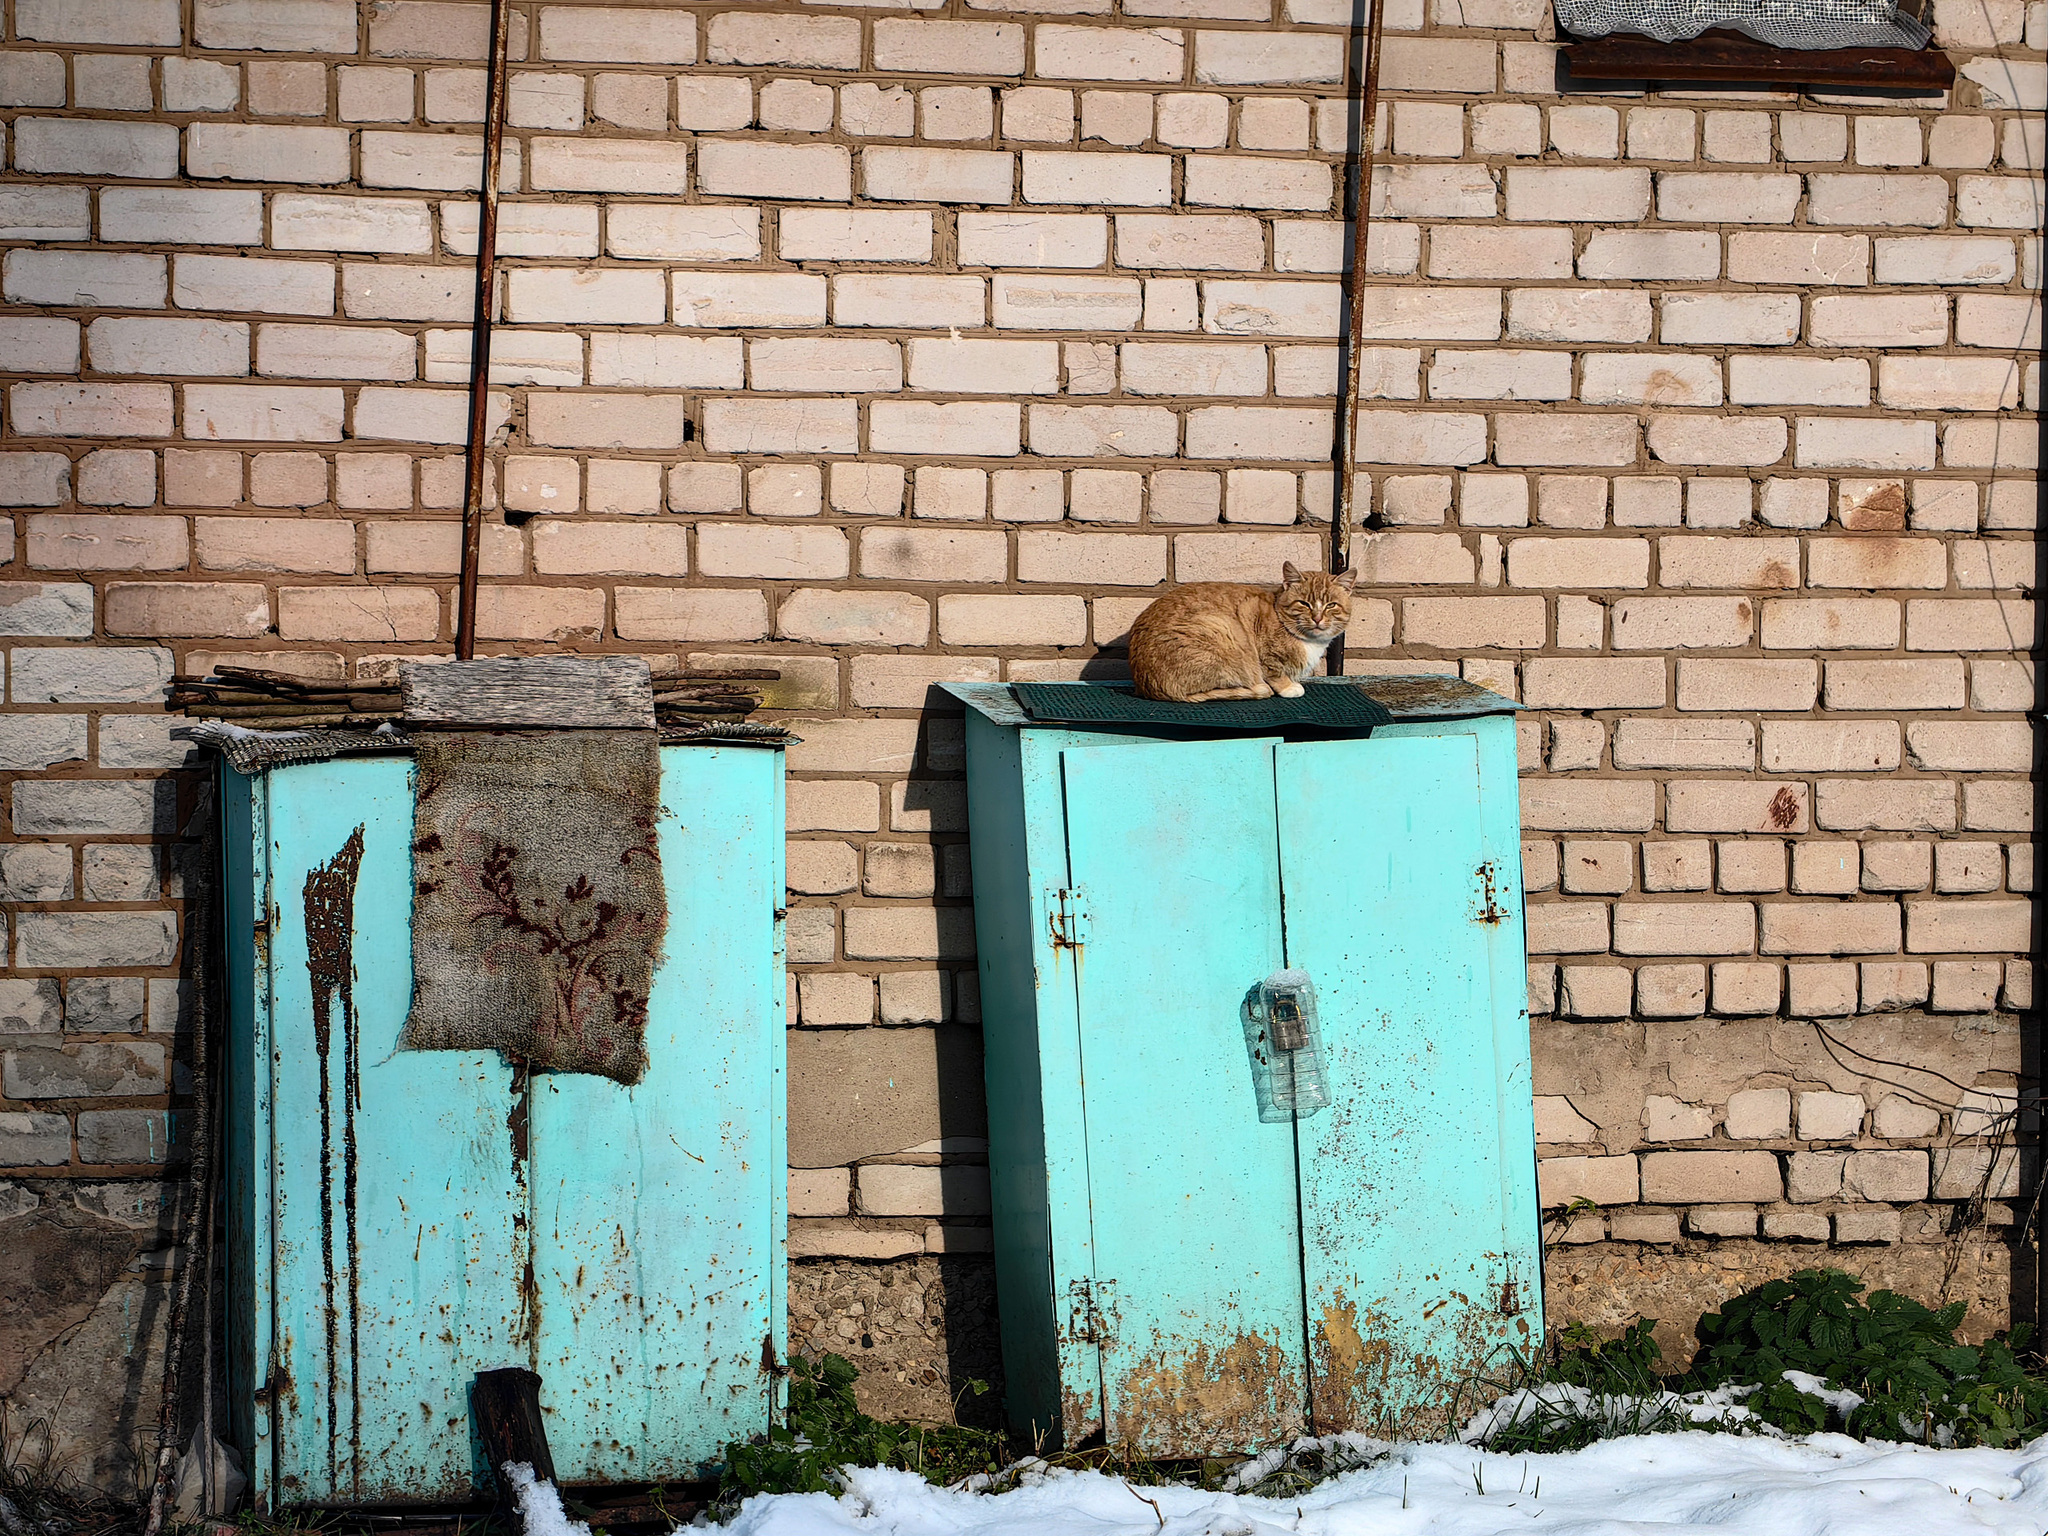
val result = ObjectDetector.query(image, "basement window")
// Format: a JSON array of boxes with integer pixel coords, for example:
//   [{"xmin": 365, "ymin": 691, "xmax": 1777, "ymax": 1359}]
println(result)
[{"xmin": 1557, "ymin": 0, "xmax": 1954, "ymax": 87}]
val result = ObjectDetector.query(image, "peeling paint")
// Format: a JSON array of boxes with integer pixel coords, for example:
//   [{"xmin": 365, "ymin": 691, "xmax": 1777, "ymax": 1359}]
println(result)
[{"xmin": 1111, "ymin": 1330, "xmax": 1305, "ymax": 1455}]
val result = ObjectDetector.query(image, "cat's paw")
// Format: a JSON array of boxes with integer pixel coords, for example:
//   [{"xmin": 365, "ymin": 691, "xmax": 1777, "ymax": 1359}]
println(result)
[{"xmin": 1273, "ymin": 679, "xmax": 1306, "ymax": 699}]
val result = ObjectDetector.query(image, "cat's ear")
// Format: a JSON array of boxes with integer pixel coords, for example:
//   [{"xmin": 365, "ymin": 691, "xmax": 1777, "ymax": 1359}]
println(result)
[
  {"xmin": 1281, "ymin": 561, "xmax": 1301, "ymax": 585},
  {"xmin": 1333, "ymin": 569, "xmax": 1357, "ymax": 591}
]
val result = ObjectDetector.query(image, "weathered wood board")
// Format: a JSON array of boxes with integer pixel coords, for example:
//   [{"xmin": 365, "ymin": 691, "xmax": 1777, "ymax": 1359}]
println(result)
[{"xmin": 400, "ymin": 656, "xmax": 656, "ymax": 728}]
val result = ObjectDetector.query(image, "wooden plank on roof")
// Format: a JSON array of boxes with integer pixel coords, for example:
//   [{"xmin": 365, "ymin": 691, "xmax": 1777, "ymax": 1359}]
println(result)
[{"xmin": 400, "ymin": 656, "xmax": 656, "ymax": 728}]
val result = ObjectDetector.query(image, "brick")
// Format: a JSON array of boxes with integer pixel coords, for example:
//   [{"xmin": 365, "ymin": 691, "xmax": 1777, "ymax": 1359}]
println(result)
[
  {"xmin": 665, "ymin": 274, "xmax": 826, "ymax": 331},
  {"xmin": 538, "ymin": 5, "xmax": 694, "ymax": 61},
  {"xmin": 1536, "ymin": 1155, "xmax": 1638, "ymax": 1206},
  {"xmin": 992, "ymin": 274, "xmax": 1141, "ymax": 330},
  {"xmin": 1759, "ymin": 902, "xmax": 1903, "ymax": 956},
  {"xmin": 13, "ymin": 118, "xmax": 180, "ymax": 179},
  {"xmin": 1824, "ymin": 657, "xmax": 1965, "ymax": 710},
  {"xmin": 1431, "ymin": 227, "xmax": 1572, "ymax": 281},
  {"xmin": 1758, "ymin": 598, "xmax": 1901, "ymax": 651},
  {"xmin": 695, "ymin": 141, "xmax": 851, "ymax": 203},
  {"xmin": 192, "ymin": 0, "xmax": 351, "ymax": 48},
  {"xmin": 782, "ymin": 210, "xmax": 932, "ymax": 264},
  {"xmin": 1017, "ymin": 531, "xmax": 1166, "ymax": 586},
  {"xmin": 85, "ymin": 318, "xmax": 246, "ymax": 379},
  {"xmin": 1655, "ymin": 172, "xmax": 1801, "ymax": 223},
  {"xmin": 523, "ymin": 138, "xmax": 688, "ymax": 196},
  {"xmin": 175, "ymin": 255, "xmax": 333, "ymax": 317},
  {"xmin": 100, "ymin": 188, "xmax": 264, "ymax": 250},
  {"xmin": 1608, "ymin": 597, "xmax": 1752, "ymax": 651},
  {"xmin": 530, "ymin": 522, "xmax": 689, "ymax": 579},
  {"xmin": 835, "ymin": 275, "xmax": 984, "ymax": 329},
  {"xmin": 12, "ymin": 384, "xmax": 175, "ymax": 440},
  {"xmin": 503, "ymin": 269, "xmax": 670, "ymax": 330},
  {"xmin": 1380, "ymin": 37, "xmax": 1497, "ymax": 93},
  {"xmin": 864, "ymin": 147, "xmax": 1014, "ymax": 205},
  {"xmin": 16, "ymin": 911, "xmax": 177, "ymax": 969},
  {"xmin": 14, "ymin": 780, "xmax": 171, "ymax": 837},
  {"xmin": 1807, "ymin": 173, "xmax": 1950, "ymax": 227},
  {"xmin": 6, "ymin": 250, "xmax": 167, "ymax": 310},
  {"xmin": 1875, "ymin": 236, "xmax": 2017, "ymax": 285},
  {"xmin": 1033, "ymin": 24, "xmax": 1182, "ymax": 80},
  {"xmin": 1185, "ymin": 406, "xmax": 1329, "ymax": 460},
  {"xmin": 188, "ymin": 123, "xmax": 350, "ymax": 185},
  {"xmin": 1905, "ymin": 899, "xmax": 2032, "ymax": 954},
  {"xmin": 196, "ymin": 517, "xmax": 355, "ymax": 574},
  {"xmin": 1881, "ymin": 357, "xmax": 2022, "ymax": 411},
  {"xmin": 1667, "ymin": 782, "xmax": 1808, "ymax": 835},
  {"xmin": 1114, "ymin": 214, "xmax": 1261, "ymax": 271},
  {"xmin": 1505, "ymin": 167, "xmax": 1649, "ymax": 223},
  {"xmin": 746, "ymin": 339, "xmax": 899, "ymax": 395},
  {"xmin": 12, "ymin": 648, "xmax": 172, "ymax": 703},
  {"xmin": 0, "ymin": 455, "xmax": 73, "ymax": 509},
  {"xmin": 1906, "ymin": 721, "xmax": 2031, "ymax": 772},
  {"xmin": 911, "ymin": 338, "xmax": 1058, "ymax": 394},
  {"xmin": 941, "ymin": 212, "xmax": 1105, "ymax": 271},
  {"xmin": 1809, "ymin": 294, "xmax": 1947, "ymax": 348},
  {"xmin": 701, "ymin": 398, "xmax": 858, "ymax": 456},
  {"xmin": 1675, "ymin": 658, "xmax": 1815, "ymax": 712},
  {"xmin": 1559, "ymin": 966, "xmax": 1631, "ymax": 1019},
  {"xmin": 1579, "ymin": 230, "xmax": 1720, "ymax": 281},
  {"xmin": 1957, "ymin": 175, "xmax": 2048, "ymax": 229},
  {"xmin": 1645, "ymin": 416, "xmax": 1787, "ymax": 468},
  {"xmin": 1431, "ymin": 350, "xmax": 1571, "ymax": 401},
  {"xmin": 859, "ymin": 528, "xmax": 1005, "ymax": 583},
  {"xmin": 1581, "ymin": 353, "xmax": 1722, "ymax": 408},
  {"xmin": 1025, "ymin": 151, "xmax": 1175, "ymax": 207},
  {"xmin": 1641, "ymin": 1150, "xmax": 1780, "ymax": 1203},
  {"xmin": 264, "ymin": 195, "xmax": 437, "ymax": 256},
  {"xmin": 0, "ymin": 188, "xmax": 91, "ymax": 242}
]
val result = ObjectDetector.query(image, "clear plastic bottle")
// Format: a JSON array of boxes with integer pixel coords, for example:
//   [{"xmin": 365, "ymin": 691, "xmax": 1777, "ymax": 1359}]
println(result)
[{"xmin": 1242, "ymin": 967, "xmax": 1331, "ymax": 1123}]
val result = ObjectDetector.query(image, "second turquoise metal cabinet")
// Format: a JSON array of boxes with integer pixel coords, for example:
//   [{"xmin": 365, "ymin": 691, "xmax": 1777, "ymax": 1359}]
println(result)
[
  {"xmin": 949, "ymin": 681, "xmax": 1540, "ymax": 1456},
  {"xmin": 221, "ymin": 744, "xmax": 785, "ymax": 1510}
]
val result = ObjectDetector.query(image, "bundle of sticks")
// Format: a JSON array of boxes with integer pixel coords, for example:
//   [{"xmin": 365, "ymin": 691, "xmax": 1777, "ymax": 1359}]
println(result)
[{"xmin": 169, "ymin": 664, "xmax": 778, "ymax": 730}]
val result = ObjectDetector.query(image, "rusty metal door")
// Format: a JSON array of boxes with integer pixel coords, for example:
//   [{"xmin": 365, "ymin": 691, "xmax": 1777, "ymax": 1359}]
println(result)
[
  {"xmin": 1059, "ymin": 737, "xmax": 1310, "ymax": 1455},
  {"xmin": 1278, "ymin": 731, "xmax": 1536, "ymax": 1439},
  {"xmin": 228, "ymin": 747, "xmax": 785, "ymax": 1509}
]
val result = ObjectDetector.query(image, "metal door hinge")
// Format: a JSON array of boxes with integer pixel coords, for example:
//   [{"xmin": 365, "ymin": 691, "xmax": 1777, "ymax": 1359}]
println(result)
[
  {"xmin": 1047, "ymin": 886, "xmax": 1090, "ymax": 951},
  {"xmin": 1065, "ymin": 1277, "xmax": 1117, "ymax": 1346},
  {"xmin": 1474, "ymin": 862, "xmax": 1507, "ymax": 926}
]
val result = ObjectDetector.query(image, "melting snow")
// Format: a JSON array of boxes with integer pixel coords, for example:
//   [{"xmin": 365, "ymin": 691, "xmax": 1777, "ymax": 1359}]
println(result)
[{"xmin": 510, "ymin": 1430, "xmax": 2048, "ymax": 1536}]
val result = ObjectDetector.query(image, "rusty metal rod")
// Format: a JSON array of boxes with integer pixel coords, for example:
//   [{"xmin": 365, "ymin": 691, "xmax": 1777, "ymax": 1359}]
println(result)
[
  {"xmin": 455, "ymin": 0, "xmax": 513, "ymax": 662},
  {"xmin": 1326, "ymin": 0, "xmax": 1387, "ymax": 680}
]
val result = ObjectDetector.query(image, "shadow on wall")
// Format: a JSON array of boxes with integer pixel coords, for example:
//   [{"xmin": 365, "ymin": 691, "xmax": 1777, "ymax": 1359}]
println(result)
[{"xmin": 0, "ymin": 1180, "xmax": 184, "ymax": 1498}]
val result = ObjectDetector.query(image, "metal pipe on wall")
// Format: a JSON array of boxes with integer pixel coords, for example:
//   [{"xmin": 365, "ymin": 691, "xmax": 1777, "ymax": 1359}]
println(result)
[
  {"xmin": 1326, "ymin": 0, "xmax": 1388, "ymax": 680},
  {"xmin": 455, "ymin": 0, "xmax": 514, "ymax": 662}
]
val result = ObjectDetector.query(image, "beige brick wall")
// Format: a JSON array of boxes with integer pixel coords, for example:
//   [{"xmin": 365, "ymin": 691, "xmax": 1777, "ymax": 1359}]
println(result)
[{"xmin": 0, "ymin": 0, "xmax": 2040, "ymax": 1452}]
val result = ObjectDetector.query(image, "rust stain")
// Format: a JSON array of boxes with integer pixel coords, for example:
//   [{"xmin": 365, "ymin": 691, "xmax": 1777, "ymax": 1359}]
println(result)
[
  {"xmin": 1842, "ymin": 482, "xmax": 1907, "ymax": 531},
  {"xmin": 1112, "ymin": 1331, "xmax": 1304, "ymax": 1455},
  {"xmin": 1311, "ymin": 1272, "xmax": 1524, "ymax": 1439},
  {"xmin": 1767, "ymin": 786, "xmax": 1801, "ymax": 829},
  {"xmin": 303, "ymin": 824, "xmax": 364, "ymax": 1492},
  {"xmin": 1759, "ymin": 559, "xmax": 1796, "ymax": 588}
]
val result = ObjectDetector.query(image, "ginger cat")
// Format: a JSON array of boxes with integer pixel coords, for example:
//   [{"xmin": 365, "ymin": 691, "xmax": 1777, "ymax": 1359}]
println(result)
[{"xmin": 1128, "ymin": 563, "xmax": 1357, "ymax": 703}]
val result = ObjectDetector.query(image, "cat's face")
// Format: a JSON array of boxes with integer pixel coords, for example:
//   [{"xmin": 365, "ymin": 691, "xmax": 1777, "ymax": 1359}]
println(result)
[{"xmin": 1277, "ymin": 562, "xmax": 1356, "ymax": 640}]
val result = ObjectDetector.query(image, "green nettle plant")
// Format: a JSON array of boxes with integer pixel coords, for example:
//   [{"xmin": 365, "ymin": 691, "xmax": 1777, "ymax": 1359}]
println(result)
[{"xmin": 1686, "ymin": 1269, "xmax": 2048, "ymax": 1447}]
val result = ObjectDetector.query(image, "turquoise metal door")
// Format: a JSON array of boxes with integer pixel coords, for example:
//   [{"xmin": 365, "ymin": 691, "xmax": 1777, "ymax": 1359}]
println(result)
[
  {"xmin": 1059, "ymin": 738, "xmax": 1306, "ymax": 1455},
  {"xmin": 227, "ymin": 747, "xmax": 784, "ymax": 1509},
  {"xmin": 259, "ymin": 759, "xmax": 524, "ymax": 1505},
  {"xmin": 1278, "ymin": 732, "xmax": 1536, "ymax": 1437},
  {"xmin": 528, "ymin": 747, "xmax": 786, "ymax": 1481}
]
